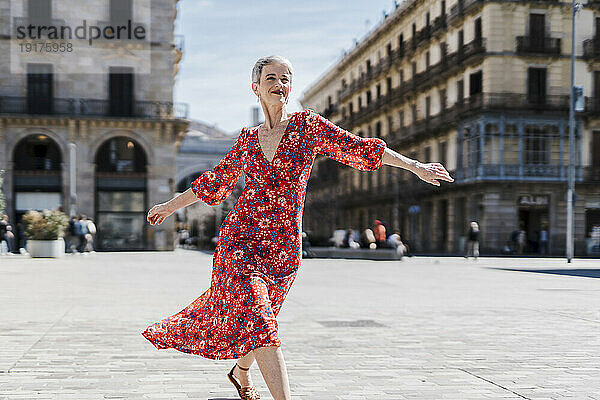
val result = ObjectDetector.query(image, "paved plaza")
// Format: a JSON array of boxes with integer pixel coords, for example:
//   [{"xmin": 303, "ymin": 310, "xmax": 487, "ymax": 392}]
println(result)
[{"xmin": 1, "ymin": 250, "xmax": 599, "ymax": 399}]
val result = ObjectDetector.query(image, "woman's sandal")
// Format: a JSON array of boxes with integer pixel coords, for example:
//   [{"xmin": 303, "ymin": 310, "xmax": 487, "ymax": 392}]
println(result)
[{"xmin": 227, "ymin": 363, "xmax": 261, "ymax": 400}]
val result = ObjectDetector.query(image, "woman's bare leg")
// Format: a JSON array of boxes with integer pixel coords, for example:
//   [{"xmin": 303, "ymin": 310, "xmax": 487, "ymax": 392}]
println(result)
[
  {"xmin": 233, "ymin": 350, "xmax": 256, "ymax": 387},
  {"xmin": 252, "ymin": 345, "xmax": 291, "ymax": 400}
]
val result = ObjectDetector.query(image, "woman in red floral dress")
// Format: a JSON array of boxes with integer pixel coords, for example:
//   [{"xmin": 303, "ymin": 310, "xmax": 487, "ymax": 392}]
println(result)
[{"xmin": 143, "ymin": 56, "xmax": 453, "ymax": 400}]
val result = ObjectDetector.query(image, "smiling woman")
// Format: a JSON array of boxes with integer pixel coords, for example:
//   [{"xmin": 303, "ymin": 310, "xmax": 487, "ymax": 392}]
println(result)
[{"xmin": 142, "ymin": 55, "xmax": 453, "ymax": 400}]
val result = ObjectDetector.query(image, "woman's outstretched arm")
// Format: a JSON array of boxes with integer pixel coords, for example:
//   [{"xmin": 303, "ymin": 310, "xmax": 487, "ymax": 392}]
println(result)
[
  {"xmin": 382, "ymin": 147, "xmax": 454, "ymax": 186},
  {"xmin": 147, "ymin": 188, "xmax": 198, "ymax": 226}
]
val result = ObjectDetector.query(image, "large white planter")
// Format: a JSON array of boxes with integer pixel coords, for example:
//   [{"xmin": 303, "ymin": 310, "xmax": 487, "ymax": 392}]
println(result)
[{"xmin": 27, "ymin": 239, "xmax": 65, "ymax": 258}]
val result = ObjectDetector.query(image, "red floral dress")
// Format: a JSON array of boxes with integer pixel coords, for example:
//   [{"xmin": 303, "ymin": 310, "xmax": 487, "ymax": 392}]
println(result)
[{"xmin": 142, "ymin": 109, "xmax": 387, "ymax": 360}]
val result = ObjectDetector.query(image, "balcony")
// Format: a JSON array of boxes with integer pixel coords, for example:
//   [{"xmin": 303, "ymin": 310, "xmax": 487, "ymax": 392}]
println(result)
[
  {"xmin": 0, "ymin": 96, "xmax": 189, "ymax": 119},
  {"xmin": 455, "ymin": 164, "xmax": 572, "ymax": 183},
  {"xmin": 338, "ymin": 37, "xmax": 485, "ymax": 103},
  {"xmin": 447, "ymin": 0, "xmax": 483, "ymax": 26},
  {"xmin": 582, "ymin": 97, "xmax": 600, "ymax": 115},
  {"xmin": 516, "ymin": 35, "xmax": 561, "ymax": 56},
  {"xmin": 583, "ymin": 167, "xmax": 600, "ymax": 182},
  {"xmin": 583, "ymin": 38, "xmax": 600, "ymax": 59},
  {"xmin": 322, "ymin": 103, "xmax": 339, "ymax": 119},
  {"xmin": 431, "ymin": 15, "xmax": 447, "ymax": 35}
]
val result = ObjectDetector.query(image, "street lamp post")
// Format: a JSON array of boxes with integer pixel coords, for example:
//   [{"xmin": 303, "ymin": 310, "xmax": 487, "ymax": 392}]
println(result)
[{"xmin": 567, "ymin": 1, "xmax": 583, "ymax": 263}]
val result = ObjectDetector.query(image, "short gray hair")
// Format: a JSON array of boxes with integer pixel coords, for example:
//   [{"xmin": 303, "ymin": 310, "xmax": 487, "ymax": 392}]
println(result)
[{"xmin": 252, "ymin": 55, "xmax": 294, "ymax": 84}]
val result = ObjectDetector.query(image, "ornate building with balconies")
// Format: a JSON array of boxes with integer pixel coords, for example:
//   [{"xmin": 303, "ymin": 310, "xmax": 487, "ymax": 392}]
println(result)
[
  {"xmin": 0, "ymin": 0, "xmax": 189, "ymax": 250},
  {"xmin": 300, "ymin": 0, "xmax": 600, "ymax": 256}
]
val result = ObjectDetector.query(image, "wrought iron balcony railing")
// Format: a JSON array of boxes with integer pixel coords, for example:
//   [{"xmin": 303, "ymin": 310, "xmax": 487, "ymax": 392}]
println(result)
[
  {"xmin": 516, "ymin": 35, "xmax": 561, "ymax": 56},
  {"xmin": 583, "ymin": 38, "xmax": 600, "ymax": 59},
  {"xmin": 0, "ymin": 96, "xmax": 189, "ymax": 119}
]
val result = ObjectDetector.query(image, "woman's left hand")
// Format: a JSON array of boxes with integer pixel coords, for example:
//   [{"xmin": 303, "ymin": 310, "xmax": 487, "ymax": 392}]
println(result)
[
  {"xmin": 413, "ymin": 162, "xmax": 454, "ymax": 186},
  {"xmin": 147, "ymin": 202, "xmax": 174, "ymax": 226}
]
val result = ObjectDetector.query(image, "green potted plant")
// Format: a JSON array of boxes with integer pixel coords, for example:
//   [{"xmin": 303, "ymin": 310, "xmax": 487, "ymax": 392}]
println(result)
[{"xmin": 22, "ymin": 209, "xmax": 69, "ymax": 258}]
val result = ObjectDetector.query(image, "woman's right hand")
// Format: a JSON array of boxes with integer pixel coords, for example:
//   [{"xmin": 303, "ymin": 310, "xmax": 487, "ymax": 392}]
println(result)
[{"xmin": 147, "ymin": 203, "xmax": 174, "ymax": 226}]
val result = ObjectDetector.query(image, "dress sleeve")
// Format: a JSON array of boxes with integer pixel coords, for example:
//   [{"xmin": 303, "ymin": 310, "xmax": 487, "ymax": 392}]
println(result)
[
  {"xmin": 306, "ymin": 109, "xmax": 387, "ymax": 171},
  {"xmin": 190, "ymin": 128, "xmax": 246, "ymax": 206}
]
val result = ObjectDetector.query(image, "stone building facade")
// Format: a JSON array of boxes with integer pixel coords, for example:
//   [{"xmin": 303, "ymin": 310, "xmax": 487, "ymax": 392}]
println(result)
[
  {"xmin": 300, "ymin": 0, "xmax": 600, "ymax": 256},
  {"xmin": 175, "ymin": 120, "xmax": 243, "ymax": 247},
  {"xmin": 0, "ymin": 0, "xmax": 188, "ymax": 250}
]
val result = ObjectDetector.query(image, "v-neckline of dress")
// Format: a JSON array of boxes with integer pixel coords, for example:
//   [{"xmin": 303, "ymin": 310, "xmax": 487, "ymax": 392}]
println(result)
[{"xmin": 254, "ymin": 112, "xmax": 298, "ymax": 165}]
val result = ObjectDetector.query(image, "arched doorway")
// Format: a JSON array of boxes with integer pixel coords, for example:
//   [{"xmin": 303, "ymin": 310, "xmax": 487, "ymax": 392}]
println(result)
[
  {"xmin": 95, "ymin": 137, "xmax": 147, "ymax": 250},
  {"xmin": 13, "ymin": 134, "xmax": 63, "ymax": 230}
]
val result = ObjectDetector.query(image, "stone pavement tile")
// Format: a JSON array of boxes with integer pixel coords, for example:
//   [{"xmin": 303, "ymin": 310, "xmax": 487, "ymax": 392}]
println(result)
[{"xmin": 2, "ymin": 252, "xmax": 600, "ymax": 398}]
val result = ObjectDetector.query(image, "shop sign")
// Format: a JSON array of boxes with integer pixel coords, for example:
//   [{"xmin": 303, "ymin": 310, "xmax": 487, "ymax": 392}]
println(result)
[{"xmin": 519, "ymin": 195, "xmax": 549, "ymax": 207}]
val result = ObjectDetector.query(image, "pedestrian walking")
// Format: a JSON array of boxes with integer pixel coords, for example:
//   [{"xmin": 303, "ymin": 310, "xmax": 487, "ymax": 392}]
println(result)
[
  {"xmin": 464, "ymin": 221, "xmax": 480, "ymax": 260},
  {"xmin": 517, "ymin": 228, "xmax": 527, "ymax": 255},
  {"xmin": 0, "ymin": 214, "xmax": 9, "ymax": 255},
  {"xmin": 85, "ymin": 218, "xmax": 96, "ymax": 252},
  {"xmin": 539, "ymin": 225, "xmax": 548, "ymax": 255},
  {"xmin": 142, "ymin": 55, "xmax": 454, "ymax": 400},
  {"xmin": 77, "ymin": 215, "xmax": 89, "ymax": 253}
]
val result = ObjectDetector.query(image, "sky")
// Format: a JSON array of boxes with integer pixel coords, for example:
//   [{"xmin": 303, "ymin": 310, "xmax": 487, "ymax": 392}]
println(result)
[{"xmin": 174, "ymin": 0, "xmax": 399, "ymax": 134}]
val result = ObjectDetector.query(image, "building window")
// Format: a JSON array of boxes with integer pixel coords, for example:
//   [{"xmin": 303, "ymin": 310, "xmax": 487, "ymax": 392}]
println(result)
[
  {"xmin": 524, "ymin": 125, "xmax": 550, "ymax": 164},
  {"xmin": 458, "ymin": 29, "xmax": 464, "ymax": 50},
  {"xmin": 469, "ymin": 70, "xmax": 482, "ymax": 96},
  {"xmin": 425, "ymin": 96, "xmax": 431, "ymax": 117},
  {"xmin": 440, "ymin": 88, "xmax": 447, "ymax": 110},
  {"xmin": 426, "ymin": 51, "xmax": 430, "ymax": 68},
  {"xmin": 110, "ymin": 0, "xmax": 133, "ymax": 25},
  {"xmin": 386, "ymin": 43, "xmax": 392, "ymax": 58},
  {"xmin": 441, "ymin": 0, "xmax": 446, "ymax": 15},
  {"xmin": 400, "ymin": 70, "xmax": 404, "ymax": 83},
  {"xmin": 529, "ymin": 13, "xmax": 546, "ymax": 51},
  {"xmin": 27, "ymin": 63, "xmax": 54, "ymax": 115},
  {"xmin": 358, "ymin": 96, "xmax": 362, "ymax": 108},
  {"xmin": 366, "ymin": 90, "xmax": 372, "ymax": 104},
  {"xmin": 464, "ymin": 126, "xmax": 480, "ymax": 167},
  {"xmin": 593, "ymin": 131, "xmax": 600, "ymax": 168},
  {"xmin": 439, "ymin": 141, "xmax": 448, "ymax": 166},
  {"xmin": 457, "ymin": 79, "xmax": 464, "ymax": 103},
  {"xmin": 386, "ymin": 77, "xmax": 392, "ymax": 94},
  {"xmin": 411, "ymin": 104, "xmax": 418, "ymax": 123},
  {"xmin": 474, "ymin": 17, "xmax": 482, "ymax": 40},
  {"xmin": 412, "ymin": 62, "xmax": 417, "ymax": 78},
  {"xmin": 426, "ymin": 12, "xmax": 430, "ymax": 26},
  {"xmin": 375, "ymin": 121, "xmax": 381, "ymax": 137},
  {"xmin": 527, "ymin": 67, "xmax": 547, "ymax": 104},
  {"xmin": 28, "ymin": 0, "xmax": 51, "ymax": 25},
  {"xmin": 376, "ymin": 84, "xmax": 381, "ymax": 98},
  {"xmin": 399, "ymin": 111, "xmax": 404, "ymax": 128},
  {"xmin": 109, "ymin": 66, "xmax": 135, "ymax": 117},
  {"xmin": 349, "ymin": 102, "xmax": 354, "ymax": 115},
  {"xmin": 366, "ymin": 59, "xmax": 372, "ymax": 75},
  {"xmin": 424, "ymin": 146, "xmax": 431, "ymax": 161}
]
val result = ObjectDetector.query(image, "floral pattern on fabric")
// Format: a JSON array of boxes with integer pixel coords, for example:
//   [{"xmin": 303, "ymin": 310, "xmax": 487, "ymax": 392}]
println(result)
[{"xmin": 142, "ymin": 109, "xmax": 387, "ymax": 360}]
